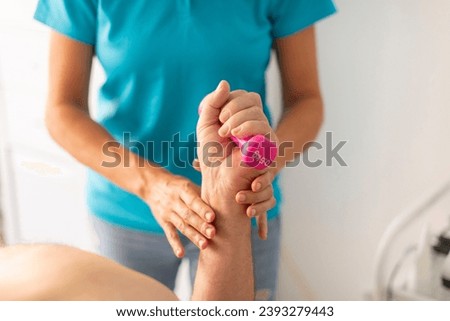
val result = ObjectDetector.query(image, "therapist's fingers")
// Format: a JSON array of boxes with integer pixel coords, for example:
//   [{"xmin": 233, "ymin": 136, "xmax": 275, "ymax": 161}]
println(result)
[
  {"xmin": 161, "ymin": 222, "xmax": 184, "ymax": 258},
  {"xmin": 236, "ymin": 185, "xmax": 273, "ymax": 205},
  {"xmin": 256, "ymin": 212, "xmax": 268, "ymax": 240},
  {"xmin": 247, "ymin": 197, "xmax": 277, "ymax": 218},
  {"xmin": 180, "ymin": 183, "xmax": 215, "ymax": 222},
  {"xmin": 170, "ymin": 212, "xmax": 208, "ymax": 251},
  {"xmin": 173, "ymin": 200, "xmax": 215, "ymax": 240},
  {"xmin": 251, "ymin": 170, "xmax": 274, "ymax": 192},
  {"xmin": 179, "ymin": 182, "xmax": 215, "ymax": 223}
]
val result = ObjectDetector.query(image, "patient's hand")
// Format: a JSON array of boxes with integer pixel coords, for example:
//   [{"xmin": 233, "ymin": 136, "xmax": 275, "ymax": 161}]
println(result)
[
  {"xmin": 193, "ymin": 80, "xmax": 276, "ymax": 300},
  {"xmin": 196, "ymin": 81, "xmax": 274, "ymax": 211}
]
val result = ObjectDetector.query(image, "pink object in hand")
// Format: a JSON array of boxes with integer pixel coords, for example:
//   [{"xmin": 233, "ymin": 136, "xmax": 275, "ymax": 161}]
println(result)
[
  {"xmin": 198, "ymin": 105, "xmax": 277, "ymax": 169},
  {"xmin": 230, "ymin": 135, "xmax": 277, "ymax": 170}
]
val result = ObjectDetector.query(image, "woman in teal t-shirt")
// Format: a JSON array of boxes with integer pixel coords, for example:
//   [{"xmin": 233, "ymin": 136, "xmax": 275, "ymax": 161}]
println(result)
[{"xmin": 34, "ymin": 0, "xmax": 335, "ymax": 300}]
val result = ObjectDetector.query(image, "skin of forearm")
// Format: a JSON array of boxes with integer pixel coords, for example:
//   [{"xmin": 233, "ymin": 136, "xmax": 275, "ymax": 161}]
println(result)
[
  {"xmin": 272, "ymin": 95, "xmax": 324, "ymax": 175},
  {"xmin": 0, "ymin": 245, "xmax": 178, "ymax": 301},
  {"xmin": 192, "ymin": 190, "xmax": 254, "ymax": 301},
  {"xmin": 45, "ymin": 103, "xmax": 165, "ymax": 199}
]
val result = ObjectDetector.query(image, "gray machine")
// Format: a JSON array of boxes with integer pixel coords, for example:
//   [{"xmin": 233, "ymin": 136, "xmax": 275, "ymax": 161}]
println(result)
[{"xmin": 374, "ymin": 180, "xmax": 450, "ymax": 300}]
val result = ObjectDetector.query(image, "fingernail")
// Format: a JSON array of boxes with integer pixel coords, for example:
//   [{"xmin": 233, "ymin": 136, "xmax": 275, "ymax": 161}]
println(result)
[
  {"xmin": 237, "ymin": 194, "xmax": 246, "ymax": 202},
  {"xmin": 255, "ymin": 182, "xmax": 262, "ymax": 191},
  {"xmin": 205, "ymin": 227, "xmax": 214, "ymax": 238},
  {"xmin": 219, "ymin": 124, "xmax": 229, "ymax": 137},
  {"xmin": 231, "ymin": 126, "xmax": 241, "ymax": 135},
  {"xmin": 220, "ymin": 110, "xmax": 231, "ymax": 123},
  {"xmin": 205, "ymin": 212, "xmax": 214, "ymax": 222},
  {"xmin": 176, "ymin": 249, "xmax": 182, "ymax": 257},
  {"xmin": 216, "ymin": 80, "xmax": 225, "ymax": 91},
  {"xmin": 250, "ymin": 209, "xmax": 256, "ymax": 217},
  {"xmin": 199, "ymin": 239, "xmax": 206, "ymax": 249}
]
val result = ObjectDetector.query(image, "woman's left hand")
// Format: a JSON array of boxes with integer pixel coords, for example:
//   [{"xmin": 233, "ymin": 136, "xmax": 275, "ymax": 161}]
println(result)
[{"xmin": 217, "ymin": 90, "xmax": 278, "ymax": 240}]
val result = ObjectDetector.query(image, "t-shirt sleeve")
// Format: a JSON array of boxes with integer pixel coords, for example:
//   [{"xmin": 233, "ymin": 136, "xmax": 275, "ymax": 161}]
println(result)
[
  {"xmin": 270, "ymin": 0, "xmax": 336, "ymax": 38},
  {"xmin": 34, "ymin": 0, "xmax": 98, "ymax": 45}
]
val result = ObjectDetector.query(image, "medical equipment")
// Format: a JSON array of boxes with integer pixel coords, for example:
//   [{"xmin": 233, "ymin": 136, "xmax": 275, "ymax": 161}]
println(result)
[
  {"xmin": 442, "ymin": 253, "xmax": 450, "ymax": 300},
  {"xmin": 374, "ymin": 179, "xmax": 450, "ymax": 300}
]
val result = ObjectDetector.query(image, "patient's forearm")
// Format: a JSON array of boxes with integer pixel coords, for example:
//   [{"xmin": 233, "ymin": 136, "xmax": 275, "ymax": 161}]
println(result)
[{"xmin": 192, "ymin": 196, "xmax": 254, "ymax": 301}]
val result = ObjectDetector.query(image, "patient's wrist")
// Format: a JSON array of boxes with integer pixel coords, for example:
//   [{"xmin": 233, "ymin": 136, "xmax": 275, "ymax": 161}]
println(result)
[
  {"xmin": 202, "ymin": 185, "xmax": 239, "ymax": 216},
  {"xmin": 201, "ymin": 175, "xmax": 231, "ymax": 207},
  {"xmin": 202, "ymin": 182, "xmax": 250, "ymax": 237}
]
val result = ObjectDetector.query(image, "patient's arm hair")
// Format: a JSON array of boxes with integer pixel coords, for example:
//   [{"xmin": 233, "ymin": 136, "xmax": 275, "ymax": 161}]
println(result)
[{"xmin": 0, "ymin": 244, "xmax": 177, "ymax": 301}]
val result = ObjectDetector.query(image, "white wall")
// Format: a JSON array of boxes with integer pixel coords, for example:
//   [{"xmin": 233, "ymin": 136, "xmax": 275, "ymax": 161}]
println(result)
[
  {"xmin": 274, "ymin": 0, "xmax": 450, "ymax": 300},
  {"xmin": 0, "ymin": 1, "xmax": 90, "ymax": 249}
]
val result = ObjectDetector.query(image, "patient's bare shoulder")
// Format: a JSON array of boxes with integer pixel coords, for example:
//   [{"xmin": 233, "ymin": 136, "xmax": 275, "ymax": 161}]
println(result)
[{"xmin": 0, "ymin": 244, "xmax": 178, "ymax": 301}]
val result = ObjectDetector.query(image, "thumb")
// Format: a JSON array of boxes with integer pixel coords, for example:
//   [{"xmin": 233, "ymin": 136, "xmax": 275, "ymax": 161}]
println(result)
[
  {"xmin": 198, "ymin": 80, "xmax": 230, "ymax": 127},
  {"xmin": 210, "ymin": 80, "xmax": 230, "ymax": 110}
]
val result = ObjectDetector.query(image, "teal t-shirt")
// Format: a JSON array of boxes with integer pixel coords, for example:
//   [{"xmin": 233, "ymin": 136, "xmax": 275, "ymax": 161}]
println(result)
[{"xmin": 34, "ymin": 0, "xmax": 336, "ymax": 233}]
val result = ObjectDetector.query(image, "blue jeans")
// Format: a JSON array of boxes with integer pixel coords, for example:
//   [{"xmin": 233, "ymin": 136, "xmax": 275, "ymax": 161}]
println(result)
[{"xmin": 91, "ymin": 215, "xmax": 281, "ymax": 300}]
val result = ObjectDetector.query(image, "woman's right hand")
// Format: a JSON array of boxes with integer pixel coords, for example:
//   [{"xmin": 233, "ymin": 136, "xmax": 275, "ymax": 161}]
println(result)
[{"xmin": 144, "ymin": 170, "xmax": 216, "ymax": 258}]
